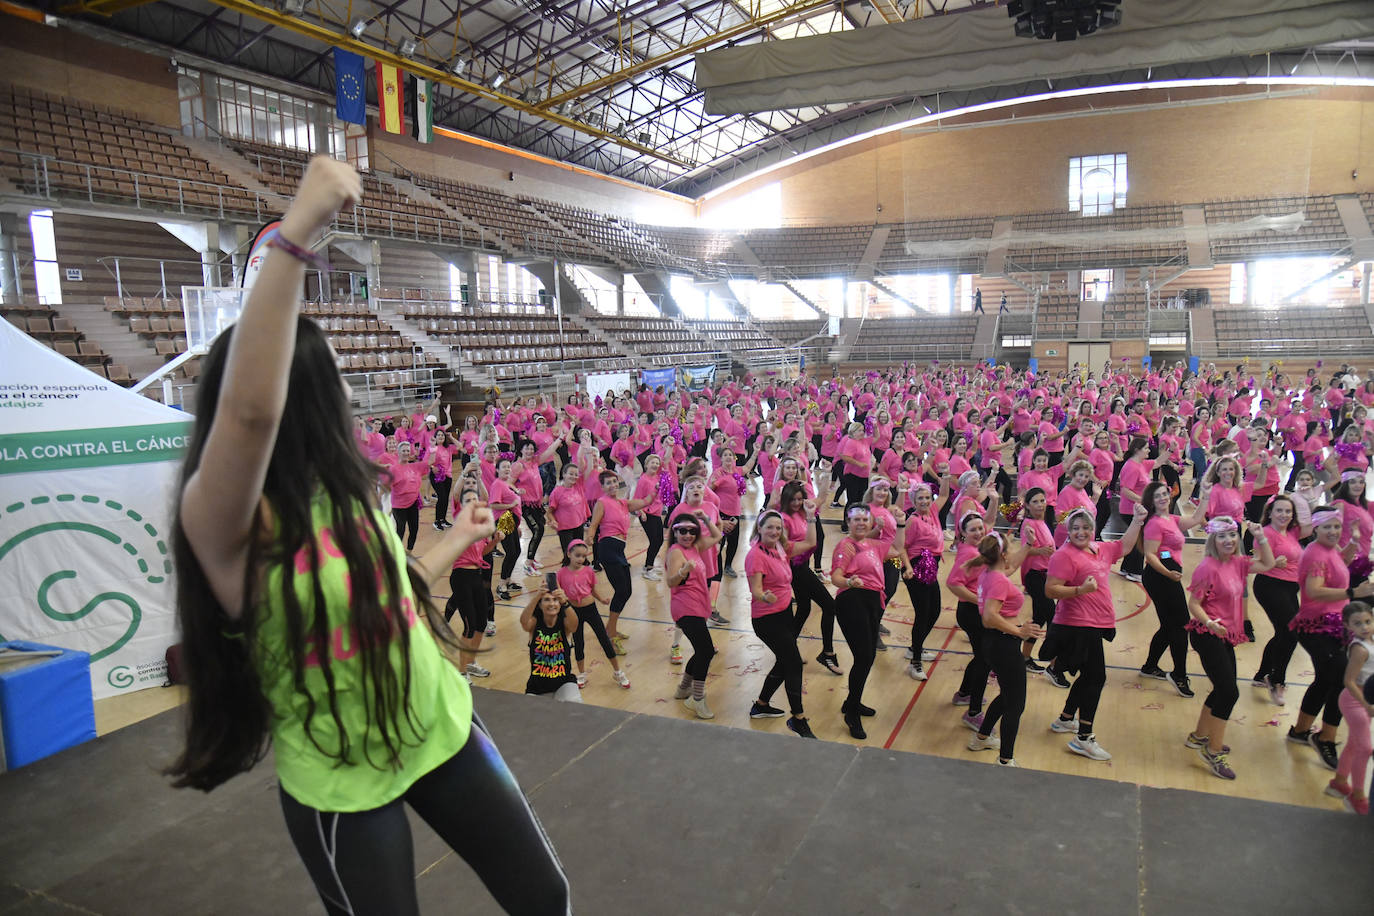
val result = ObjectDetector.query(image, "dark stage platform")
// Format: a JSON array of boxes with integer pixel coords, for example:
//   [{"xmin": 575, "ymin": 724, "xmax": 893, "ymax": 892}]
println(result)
[{"xmin": 1, "ymin": 689, "xmax": 1368, "ymax": 915}]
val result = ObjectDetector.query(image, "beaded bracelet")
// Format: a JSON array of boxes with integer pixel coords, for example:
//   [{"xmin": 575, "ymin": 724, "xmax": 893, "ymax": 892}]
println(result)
[{"xmin": 266, "ymin": 231, "xmax": 329, "ymax": 271}]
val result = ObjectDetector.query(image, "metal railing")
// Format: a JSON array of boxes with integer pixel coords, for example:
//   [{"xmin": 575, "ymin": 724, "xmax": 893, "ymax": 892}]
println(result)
[
  {"xmin": 1197, "ymin": 336, "xmax": 1374, "ymax": 359},
  {"xmin": 844, "ymin": 341, "xmax": 995, "ymax": 364}
]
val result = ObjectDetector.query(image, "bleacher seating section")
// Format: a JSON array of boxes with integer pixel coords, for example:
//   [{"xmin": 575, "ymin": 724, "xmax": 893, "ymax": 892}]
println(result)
[
  {"xmin": 2, "ymin": 300, "xmax": 122, "ymax": 380},
  {"xmin": 5, "ymin": 80, "xmax": 1373, "ymax": 392}
]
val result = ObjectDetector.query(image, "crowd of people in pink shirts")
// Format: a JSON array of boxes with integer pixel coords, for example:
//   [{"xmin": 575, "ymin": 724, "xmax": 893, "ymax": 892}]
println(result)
[{"xmin": 353, "ymin": 358, "xmax": 1374, "ymax": 807}]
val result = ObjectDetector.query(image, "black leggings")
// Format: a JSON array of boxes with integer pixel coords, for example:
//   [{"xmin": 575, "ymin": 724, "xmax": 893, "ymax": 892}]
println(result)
[
  {"xmin": 642, "ymin": 513, "xmax": 664, "ymax": 569},
  {"xmin": 571, "ymin": 602, "xmax": 615, "ymax": 662},
  {"xmin": 446, "ymin": 567, "xmax": 489, "ymax": 638},
  {"xmin": 523, "ymin": 505, "xmax": 546, "ymax": 561},
  {"xmin": 1188, "ymin": 630, "xmax": 1239, "ymax": 720},
  {"xmin": 721, "ymin": 514, "xmax": 742, "ymax": 570},
  {"xmin": 812, "ymin": 513, "xmax": 825, "ymax": 570},
  {"xmin": 979, "ymin": 631, "xmax": 1027, "ymax": 758},
  {"xmin": 1142, "ymin": 558, "xmax": 1188, "ymax": 679},
  {"xmin": 430, "ymin": 475, "xmax": 453, "ymax": 525},
  {"xmin": 1296, "ymin": 630, "xmax": 1347, "ymax": 728},
  {"xmin": 791, "ymin": 563, "xmax": 837, "ymax": 654},
  {"xmin": 903, "ymin": 575, "xmax": 941, "ymax": 656},
  {"xmin": 882, "ymin": 561, "xmax": 900, "ymax": 606},
  {"xmin": 278, "ymin": 718, "xmax": 570, "ymax": 916},
  {"xmin": 678, "ymin": 615, "xmax": 716, "ymax": 680},
  {"xmin": 500, "ymin": 522, "xmax": 523, "ymax": 580},
  {"xmin": 753, "ymin": 609, "xmax": 805, "ymax": 715},
  {"xmin": 1024, "ymin": 569, "xmax": 1055, "ymax": 627},
  {"xmin": 392, "ymin": 500, "xmax": 419, "ymax": 551},
  {"xmin": 1059, "ymin": 627, "xmax": 1109, "ymax": 725},
  {"xmin": 1120, "ymin": 541, "xmax": 1144, "ymax": 577},
  {"xmin": 956, "ymin": 602, "xmax": 990, "ymax": 715},
  {"xmin": 840, "ymin": 474, "xmax": 869, "ymax": 528},
  {"xmin": 1252, "ymin": 575, "xmax": 1300, "ymax": 687},
  {"xmin": 596, "ymin": 537, "xmax": 632, "ymax": 618},
  {"xmin": 556, "ymin": 525, "xmax": 584, "ymax": 565},
  {"xmin": 835, "ymin": 588, "xmax": 881, "ymax": 712}
]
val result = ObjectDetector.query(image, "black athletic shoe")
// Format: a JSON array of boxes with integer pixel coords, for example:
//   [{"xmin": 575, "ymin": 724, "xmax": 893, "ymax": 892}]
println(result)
[
  {"xmin": 750, "ymin": 702, "xmax": 786, "ymax": 719},
  {"xmin": 1167, "ymin": 673, "xmax": 1195, "ymax": 698},
  {"xmin": 1043, "ymin": 666, "xmax": 1071, "ymax": 689},
  {"xmin": 877, "ymin": 622, "xmax": 892, "ymax": 636},
  {"xmin": 1024, "ymin": 658, "xmax": 1045, "ymax": 673},
  {"xmin": 844, "ymin": 714, "xmax": 867, "ymax": 740},
  {"xmin": 1309, "ymin": 734, "xmax": 1340, "ymax": 771},
  {"xmin": 787, "ymin": 717, "xmax": 818, "ymax": 739},
  {"xmin": 1139, "ymin": 664, "xmax": 1168, "ymax": 681},
  {"xmin": 816, "ymin": 652, "xmax": 844, "ymax": 676},
  {"xmin": 844, "ymin": 701, "xmax": 876, "ymax": 718},
  {"xmin": 1287, "ymin": 726, "xmax": 1315, "ymax": 745}
]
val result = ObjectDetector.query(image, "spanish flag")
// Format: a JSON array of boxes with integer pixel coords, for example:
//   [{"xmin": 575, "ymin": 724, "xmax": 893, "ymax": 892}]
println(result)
[{"xmin": 376, "ymin": 62, "xmax": 405, "ymax": 135}]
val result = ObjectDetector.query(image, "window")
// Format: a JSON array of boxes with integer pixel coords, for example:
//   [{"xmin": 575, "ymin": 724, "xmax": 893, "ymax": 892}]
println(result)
[
  {"xmin": 1069, "ymin": 154, "xmax": 1127, "ymax": 216},
  {"xmin": 29, "ymin": 210, "xmax": 61, "ymax": 305},
  {"xmin": 1081, "ymin": 269, "xmax": 1112, "ymax": 302},
  {"xmin": 179, "ymin": 67, "xmax": 354, "ymax": 163}
]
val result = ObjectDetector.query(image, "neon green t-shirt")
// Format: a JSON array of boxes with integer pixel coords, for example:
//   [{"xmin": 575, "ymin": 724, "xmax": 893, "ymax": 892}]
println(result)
[{"xmin": 254, "ymin": 497, "xmax": 471, "ymax": 811}]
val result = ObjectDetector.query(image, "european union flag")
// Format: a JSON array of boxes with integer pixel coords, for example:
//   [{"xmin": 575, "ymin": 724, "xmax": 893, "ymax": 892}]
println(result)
[{"xmin": 335, "ymin": 49, "xmax": 366, "ymax": 126}]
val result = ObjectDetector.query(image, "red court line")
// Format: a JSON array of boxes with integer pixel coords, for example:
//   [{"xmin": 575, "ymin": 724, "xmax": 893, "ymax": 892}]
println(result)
[{"xmin": 883, "ymin": 625, "xmax": 959, "ymax": 749}]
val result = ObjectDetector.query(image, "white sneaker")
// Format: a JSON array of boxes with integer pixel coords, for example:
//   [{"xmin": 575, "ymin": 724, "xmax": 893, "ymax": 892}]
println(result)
[
  {"xmin": 997, "ymin": 758, "xmax": 1019, "ymax": 767},
  {"xmin": 683, "ymin": 696, "xmax": 714, "ymax": 719},
  {"xmin": 922, "ymin": 649, "xmax": 937, "ymax": 662},
  {"xmin": 484, "ymin": 621, "xmax": 496, "ymax": 637},
  {"xmin": 523, "ymin": 561, "xmax": 541, "ymax": 577},
  {"xmin": 907, "ymin": 663, "xmax": 927, "ymax": 681},
  {"xmin": 613, "ymin": 669, "xmax": 631, "ymax": 689},
  {"xmin": 465, "ymin": 662, "xmax": 491, "ymax": 678},
  {"xmin": 1049, "ymin": 716, "xmax": 1079, "ymax": 734},
  {"xmin": 673, "ymin": 682, "xmax": 692, "ymax": 699},
  {"xmin": 641, "ymin": 568, "xmax": 662, "ymax": 581},
  {"xmin": 904, "ymin": 647, "xmax": 914, "ymax": 660},
  {"xmin": 576, "ymin": 672, "xmax": 588, "ymax": 688},
  {"xmin": 968, "ymin": 732, "xmax": 1001, "ymax": 752},
  {"xmin": 1067, "ymin": 734, "xmax": 1112, "ymax": 761}
]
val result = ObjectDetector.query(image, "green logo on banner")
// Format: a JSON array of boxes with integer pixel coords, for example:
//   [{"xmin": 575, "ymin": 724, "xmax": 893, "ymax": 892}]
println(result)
[{"xmin": 0, "ymin": 422, "xmax": 191, "ymax": 476}]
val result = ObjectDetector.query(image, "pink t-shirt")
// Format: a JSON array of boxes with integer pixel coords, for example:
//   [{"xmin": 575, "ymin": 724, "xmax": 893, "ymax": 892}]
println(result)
[
  {"xmin": 831, "ymin": 536, "xmax": 885, "ymax": 594},
  {"xmin": 632, "ymin": 473, "xmax": 664, "ymax": 517},
  {"xmin": 1020, "ymin": 467, "xmax": 1064, "ymax": 506},
  {"xmin": 1186, "ymin": 555, "xmax": 1253, "ymax": 646},
  {"xmin": 1047, "ymin": 539, "xmax": 1124, "ymax": 629},
  {"xmin": 1117, "ymin": 458, "xmax": 1153, "ymax": 515},
  {"xmin": 1259, "ymin": 524, "xmax": 1302, "ymax": 584},
  {"xmin": 557, "ymin": 564, "xmax": 597, "ymax": 605},
  {"xmin": 387, "ymin": 461, "xmax": 425, "ymax": 508},
  {"xmin": 1295, "ymin": 541, "xmax": 1351, "ymax": 634},
  {"xmin": 745, "ymin": 543, "xmax": 794, "ymax": 618},
  {"xmin": 668, "ymin": 545, "xmax": 711, "ymax": 621},
  {"xmin": 1143, "ymin": 515, "xmax": 1184, "ymax": 558},
  {"xmin": 904, "ymin": 509, "xmax": 944, "ymax": 556},
  {"xmin": 868, "ymin": 505, "xmax": 898, "ymax": 560},
  {"xmin": 487, "ymin": 477, "xmax": 522, "ymax": 520},
  {"xmin": 709, "ymin": 468, "xmax": 744, "ymax": 516},
  {"xmin": 1019, "ymin": 518, "xmax": 1053, "ymax": 576},
  {"xmin": 979, "ymin": 568, "xmax": 1025, "ymax": 619},
  {"xmin": 548, "ymin": 484, "xmax": 589, "ymax": 531},
  {"xmin": 597, "ymin": 497, "xmax": 631, "ymax": 540},
  {"xmin": 1206, "ymin": 484, "xmax": 1250, "ymax": 522},
  {"xmin": 946, "ymin": 543, "xmax": 982, "ymax": 602},
  {"xmin": 782, "ymin": 511, "xmax": 815, "ymax": 566}
]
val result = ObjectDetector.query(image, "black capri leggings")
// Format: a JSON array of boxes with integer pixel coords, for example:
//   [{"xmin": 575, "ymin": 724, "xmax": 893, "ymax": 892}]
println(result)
[
  {"xmin": 556, "ymin": 525, "xmax": 585, "ymax": 565},
  {"xmin": 903, "ymin": 574, "xmax": 941, "ymax": 657},
  {"xmin": 978, "ymin": 631, "xmax": 1027, "ymax": 758},
  {"xmin": 956, "ymin": 602, "xmax": 991, "ymax": 715},
  {"xmin": 841, "ymin": 474, "xmax": 869, "ymax": 527},
  {"xmin": 500, "ymin": 520, "xmax": 523, "ymax": 581},
  {"xmin": 523, "ymin": 505, "xmax": 546, "ymax": 562},
  {"xmin": 430, "ymin": 475, "xmax": 453, "ymax": 525},
  {"xmin": 392, "ymin": 499, "xmax": 420, "ymax": 551},
  {"xmin": 1024, "ymin": 569, "xmax": 1055, "ymax": 628},
  {"xmin": 596, "ymin": 537, "xmax": 632, "ymax": 618},
  {"xmin": 1058, "ymin": 626, "xmax": 1109, "ymax": 725},
  {"xmin": 1295, "ymin": 630, "xmax": 1347, "ymax": 728},
  {"xmin": 571, "ymin": 602, "xmax": 615, "ymax": 662},
  {"xmin": 278, "ymin": 716, "xmax": 570, "ymax": 916},
  {"xmin": 791, "ymin": 562, "xmax": 837, "ymax": 654},
  {"xmin": 720, "ymin": 515, "xmax": 742, "ymax": 571},
  {"xmin": 677, "ymin": 615, "xmax": 716, "ymax": 681},
  {"xmin": 835, "ymin": 588, "xmax": 881, "ymax": 714},
  {"xmin": 1142, "ymin": 557, "xmax": 1189, "ymax": 680},
  {"xmin": 446, "ymin": 567, "xmax": 489, "ymax": 638},
  {"xmin": 1252, "ymin": 575, "xmax": 1300, "ymax": 687},
  {"xmin": 642, "ymin": 513, "xmax": 664, "ymax": 569},
  {"xmin": 1189, "ymin": 630, "xmax": 1239, "ymax": 720},
  {"xmin": 752, "ymin": 609, "xmax": 805, "ymax": 716}
]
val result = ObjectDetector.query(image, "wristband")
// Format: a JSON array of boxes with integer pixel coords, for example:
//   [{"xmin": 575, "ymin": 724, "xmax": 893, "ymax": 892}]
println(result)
[
  {"xmin": 1348, "ymin": 587, "xmax": 1356, "ymax": 599},
  {"xmin": 266, "ymin": 231, "xmax": 329, "ymax": 270}
]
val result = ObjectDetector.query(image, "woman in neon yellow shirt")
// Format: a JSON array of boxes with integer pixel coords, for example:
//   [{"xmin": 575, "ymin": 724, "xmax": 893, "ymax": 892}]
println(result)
[{"xmin": 165, "ymin": 158, "xmax": 570, "ymax": 915}]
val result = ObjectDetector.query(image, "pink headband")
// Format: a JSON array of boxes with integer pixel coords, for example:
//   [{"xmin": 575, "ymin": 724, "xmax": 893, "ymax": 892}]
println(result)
[
  {"xmin": 1312, "ymin": 505, "xmax": 1342, "ymax": 521},
  {"xmin": 1341, "ymin": 470, "xmax": 1365, "ymax": 482},
  {"xmin": 565, "ymin": 539, "xmax": 588, "ymax": 552},
  {"xmin": 1204, "ymin": 516, "xmax": 1239, "ymax": 535}
]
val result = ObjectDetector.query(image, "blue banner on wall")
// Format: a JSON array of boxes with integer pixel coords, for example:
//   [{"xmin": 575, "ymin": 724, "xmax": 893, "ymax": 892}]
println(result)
[
  {"xmin": 641, "ymin": 367, "xmax": 676, "ymax": 391},
  {"xmin": 683, "ymin": 365, "xmax": 716, "ymax": 391},
  {"xmin": 1189, "ymin": 356, "xmax": 1199, "ymax": 374},
  {"xmin": 1027, "ymin": 357, "xmax": 1038, "ymax": 375}
]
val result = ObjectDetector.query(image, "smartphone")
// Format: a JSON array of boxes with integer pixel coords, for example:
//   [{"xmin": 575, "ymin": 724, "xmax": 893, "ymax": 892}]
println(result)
[{"xmin": 545, "ymin": 572, "xmax": 559, "ymax": 592}]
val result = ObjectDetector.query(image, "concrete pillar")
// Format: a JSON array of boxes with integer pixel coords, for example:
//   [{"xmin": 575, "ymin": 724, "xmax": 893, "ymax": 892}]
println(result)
[
  {"xmin": 1362, "ymin": 262, "xmax": 1371, "ymax": 305},
  {"xmin": 199, "ymin": 221, "xmax": 220, "ymax": 287},
  {"xmin": 0, "ymin": 212, "xmax": 22, "ymax": 304},
  {"xmin": 1245, "ymin": 262, "xmax": 1260, "ymax": 305},
  {"xmin": 616, "ymin": 278, "xmax": 625, "ymax": 316}
]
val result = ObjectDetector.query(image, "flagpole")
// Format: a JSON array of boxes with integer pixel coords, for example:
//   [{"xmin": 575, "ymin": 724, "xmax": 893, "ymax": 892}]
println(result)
[{"xmin": 553, "ymin": 254, "xmax": 565, "ymax": 367}]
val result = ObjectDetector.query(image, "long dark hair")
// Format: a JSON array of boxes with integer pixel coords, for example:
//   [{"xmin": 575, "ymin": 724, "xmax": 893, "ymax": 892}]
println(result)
[{"xmin": 166, "ymin": 317, "xmax": 458, "ymax": 791}]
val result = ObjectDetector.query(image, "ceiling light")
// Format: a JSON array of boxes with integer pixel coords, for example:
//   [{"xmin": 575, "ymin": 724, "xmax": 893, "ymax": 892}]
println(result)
[
  {"xmin": 491, "ymin": 73, "xmax": 505, "ymax": 90},
  {"xmin": 399, "ymin": 37, "xmax": 417, "ymax": 57},
  {"xmin": 1008, "ymin": 1, "xmax": 1120, "ymax": 42},
  {"xmin": 452, "ymin": 58, "xmax": 468, "ymax": 76},
  {"xmin": 350, "ymin": 19, "xmax": 367, "ymax": 38},
  {"xmin": 280, "ymin": 0, "xmax": 305, "ymax": 15},
  {"xmin": 637, "ymin": 132, "xmax": 651, "ymax": 145}
]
